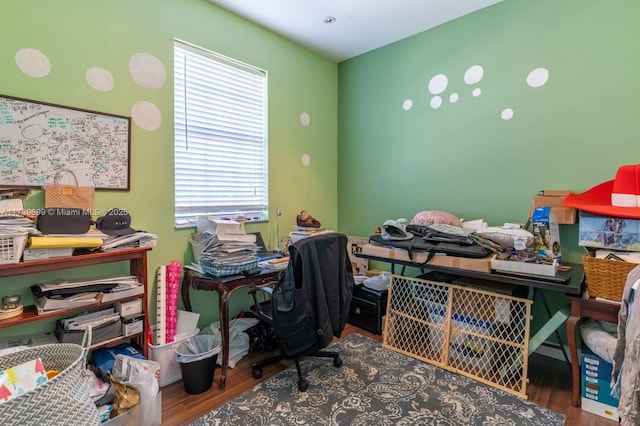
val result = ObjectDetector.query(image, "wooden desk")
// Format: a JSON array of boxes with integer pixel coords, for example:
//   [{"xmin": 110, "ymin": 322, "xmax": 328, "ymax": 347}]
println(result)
[
  {"xmin": 566, "ymin": 295, "xmax": 620, "ymax": 407},
  {"xmin": 181, "ymin": 269, "xmax": 283, "ymax": 389}
]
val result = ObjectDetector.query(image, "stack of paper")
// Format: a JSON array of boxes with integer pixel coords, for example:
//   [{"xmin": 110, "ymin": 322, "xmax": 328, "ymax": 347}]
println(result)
[
  {"xmin": 100, "ymin": 232, "xmax": 158, "ymax": 251},
  {"xmin": 0, "ymin": 200, "xmax": 37, "ymax": 246},
  {"xmin": 32, "ymin": 275, "xmax": 141, "ymax": 313},
  {"xmin": 199, "ymin": 229, "xmax": 258, "ymax": 267}
]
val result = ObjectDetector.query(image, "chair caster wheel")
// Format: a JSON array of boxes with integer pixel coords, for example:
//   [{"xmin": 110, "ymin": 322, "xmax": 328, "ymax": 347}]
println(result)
[
  {"xmin": 298, "ymin": 378, "xmax": 309, "ymax": 392},
  {"xmin": 334, "ymin": 357, "xmax": 343, "ymax": 368},
  {"xmin": 252, "ymin": 368, "xmax": 263, "ymax": 379}
]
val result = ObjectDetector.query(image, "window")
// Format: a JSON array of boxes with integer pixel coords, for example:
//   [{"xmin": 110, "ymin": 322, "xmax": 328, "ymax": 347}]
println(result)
[{"xmin": 174, "ymin": 41, "xmax": 268, "ymax": 227}]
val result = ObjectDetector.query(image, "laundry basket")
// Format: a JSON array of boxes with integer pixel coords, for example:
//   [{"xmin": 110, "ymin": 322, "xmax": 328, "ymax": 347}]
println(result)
[
  {"xmin": 0, "ymin": 328, "xmax": 99, "ymax": 426},
  {"xmin": 0, "ymin": 230, "xmax": 28, "ymax": 264}
]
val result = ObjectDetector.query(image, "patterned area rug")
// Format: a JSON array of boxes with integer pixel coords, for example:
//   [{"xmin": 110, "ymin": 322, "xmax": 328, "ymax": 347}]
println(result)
[{"xmin": 190, "ymin": 333, "xmax": 565, "ymax": 425}]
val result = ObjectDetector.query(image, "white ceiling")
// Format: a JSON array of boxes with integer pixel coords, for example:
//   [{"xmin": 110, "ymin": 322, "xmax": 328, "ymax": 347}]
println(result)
[{"xmin": 208, "ymin": 0, "xmax": 503, "ymax": 62}]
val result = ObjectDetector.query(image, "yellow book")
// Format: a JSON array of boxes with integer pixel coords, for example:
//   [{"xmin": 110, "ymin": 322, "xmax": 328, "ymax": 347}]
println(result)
[{"xmin": 29, "ymin": 236, "xmax": 103, "ymax": 249}]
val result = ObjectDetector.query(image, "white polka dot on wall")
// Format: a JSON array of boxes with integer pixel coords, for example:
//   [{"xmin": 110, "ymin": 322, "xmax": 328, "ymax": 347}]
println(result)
[
  {"xmin": 129, "ymin": 53, "xmax": 166, "ymax": 89},
  {"xmin": 464, "ymin": 65, "xmax": 484, "ymax": 85},
  {"xmin": 527, "ymin": 68, "xmax": 549, "ymax": 88},
  {"xmin": 131, "ymin": 101, "xmax": 162, "ymax": 131},
  {"xmin": 300, "ymin": 112, "xmax": 310, "ymax": 126},
  {"xmin": 449, "ymin": 93, "xmax": 459, "ymax": 103},
  {"xmin": 302, "ymin": 154, "xmax": 311, "ymax": 166},
  {"xmin": 15, "ymin": 48, "xmax": 51, "ymax": 78},
  {"xmin": 428, "ymin": 74, "xmax": 448, "ymax": 95},
  {"xmin": 86, "ymin": 67, "xmax": 114, "ymax": 92},
  {"xmin": 430, "ymin": 96, "xmax": 442, "ymax": 109},
  {"xmin": 472, "ymin": 88, "xmax": 482, "ymax": 97},
  {"xmin": 402, "ymin": 99, "xmax": 413, "ymax": 111},
  {"xmin": 501, "ymin": 108, "xmax": 514, "ymax": 120}
]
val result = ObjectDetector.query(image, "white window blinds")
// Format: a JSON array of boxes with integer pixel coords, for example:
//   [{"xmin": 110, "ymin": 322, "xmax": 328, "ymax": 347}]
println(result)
[{"xmin": 174, "ymin": 41, "xmax": 268, "ymax": 227}]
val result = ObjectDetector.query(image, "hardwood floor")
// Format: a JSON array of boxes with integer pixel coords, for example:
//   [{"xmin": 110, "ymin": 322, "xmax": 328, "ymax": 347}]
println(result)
[{"xmin": 161, "ymin": 324, "xmax": 617, "ymax": 426}]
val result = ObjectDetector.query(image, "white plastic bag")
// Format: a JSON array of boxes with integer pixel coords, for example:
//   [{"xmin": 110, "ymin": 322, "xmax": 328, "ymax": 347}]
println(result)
[
  {"xmin": 111, "ymin": 354, "xmax": 160, "ymax": 403},
  {"xmin": 175, "ymin": 335, "xmax": 220, "ymax": 363},
  {"xmin": 200, "ymin": 317, "xmax": 258, "ymax": 368}
]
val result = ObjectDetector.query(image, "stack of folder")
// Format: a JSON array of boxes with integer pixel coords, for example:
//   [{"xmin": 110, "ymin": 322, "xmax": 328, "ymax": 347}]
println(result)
[{"xmin": 31, "ymin": 276, "xmax": 142, "ymax": 313}]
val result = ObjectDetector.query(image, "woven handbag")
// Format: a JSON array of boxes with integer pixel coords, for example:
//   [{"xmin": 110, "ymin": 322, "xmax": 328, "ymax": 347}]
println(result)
[
  {"xmin": 42, "ymin": 169, "xmax": 95, "ymax": 211},
  {"xmin": 0, "ymin": 328, "xmax": 100, "ymax": 426}
]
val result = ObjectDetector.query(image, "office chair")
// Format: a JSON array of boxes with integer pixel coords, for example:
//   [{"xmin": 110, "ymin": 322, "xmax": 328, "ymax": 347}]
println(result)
[{"xmin": 248, "ymin": 232, "xmax": 355, "ymax": 391}]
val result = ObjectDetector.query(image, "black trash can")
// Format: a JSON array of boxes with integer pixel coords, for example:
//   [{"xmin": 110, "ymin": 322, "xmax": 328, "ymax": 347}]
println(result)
[{"xmin": 175, "ymin": 334, "xmax": 221, "ymax": 394}]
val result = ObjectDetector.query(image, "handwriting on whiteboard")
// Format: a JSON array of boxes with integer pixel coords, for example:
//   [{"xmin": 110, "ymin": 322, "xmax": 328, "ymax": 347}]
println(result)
[{"xmin": 0, "ymin": 95, "xmax": 130, "ymax": 190}]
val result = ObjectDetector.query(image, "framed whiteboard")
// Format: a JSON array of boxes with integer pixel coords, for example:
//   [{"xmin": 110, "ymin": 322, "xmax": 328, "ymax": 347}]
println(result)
[{"xmin": 0, "ymin": 94, "xmax": 131, "ymax": 190}]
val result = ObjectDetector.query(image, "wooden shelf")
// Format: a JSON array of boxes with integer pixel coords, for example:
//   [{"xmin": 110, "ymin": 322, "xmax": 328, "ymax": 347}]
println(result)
[
  {"xmin": 0, "ymin": 247, "xmax": 151, "ymax": 356},
  {"xmin": 0, "ymin": 293, "xmax": 144, "ymax": 329},
  {"xmin": 0, "ymin": 247, "xmax": 151, "ymax": 278}
]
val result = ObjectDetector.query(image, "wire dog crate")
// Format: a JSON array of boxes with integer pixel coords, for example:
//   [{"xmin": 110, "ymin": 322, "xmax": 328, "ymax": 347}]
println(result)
[{"xmin": 383, "ymin": 274, "xmax": 532, "ymax": 398}]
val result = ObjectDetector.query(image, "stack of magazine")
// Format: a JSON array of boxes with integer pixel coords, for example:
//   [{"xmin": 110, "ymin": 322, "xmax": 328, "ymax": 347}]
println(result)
[{"xmin": 31, "ymin": 275, "xmax": 142, "ymax": 313}]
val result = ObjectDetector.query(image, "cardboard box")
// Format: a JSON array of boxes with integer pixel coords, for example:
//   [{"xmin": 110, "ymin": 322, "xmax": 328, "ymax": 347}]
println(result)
[
  {"xmin": 361, "ymin": 244, "xmax": 491, "ymax": 273},
  {"xmin": 491, "ymin": 256, "xmax": 559, "ymax": 277},
  {"xmin": 348, "ymin": 236, "xmax": 370, "ymax": 276},
  {"xmin": 122, "ymin": 314, "xmax": 145, "ymax": 337},
  {"xmin": 529, "ymin": 206, "xmax": 576, "ymax": 224},
  {"xmin": 530, "ymin": 190, "xmax": 577, "ymax": 224},
  {"xmin": 578, "ymin": 211, "xmax": 640, "ymax": 252},
  {"xmin": 428, "ymin": 253, "xmax": 493, "ymax": 273},
  {"xmin": 114, "ymin": 299, "xmax": 143, "ymax": 317},
  {"xmin": 362, "ymin": 243, "xmax": 429, "ymax": 263},
  {"xmin": 581, "ymin": 347, "xmax": 619, "ymax": 421}
]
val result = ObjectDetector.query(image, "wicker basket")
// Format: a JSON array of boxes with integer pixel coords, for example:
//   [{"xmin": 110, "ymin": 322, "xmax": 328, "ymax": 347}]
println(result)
[
  {"xmin": 0, "ymin": 328, "xmax": 99, "ymax": 425},
  {"xmin": 582, "ymin": 252, "xmax": 639, "ymax": 301}
]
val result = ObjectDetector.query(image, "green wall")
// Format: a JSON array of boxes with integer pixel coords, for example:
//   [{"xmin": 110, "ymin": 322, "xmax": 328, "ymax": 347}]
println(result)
[
  {"xmin": 337, "ymin": 0, "xmax": 639, "ymax": 341},
  {"xmin": 2, "ymin": 0, "xmax": 636, "ymax": 352},
  {"xmin": 0, "ymin": 0, "xmax": 338, "ymax": 336}
]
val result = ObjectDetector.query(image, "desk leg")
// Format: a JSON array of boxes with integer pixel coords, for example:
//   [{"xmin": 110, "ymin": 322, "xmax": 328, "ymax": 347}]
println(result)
[
  {"xmin": 181, "ymin": 275, "xmax": 193, "ymax": 312},
  {"xmin": 218, "ymin": 290, "xmax": 231, "ymax": 390},
  {"xmin": 536, "ymin": 289, "xmax": 570, "ymax": 364},
  {"xmin": 566, "ymin": 314, "xmax": 581, "ymax": 407}
]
